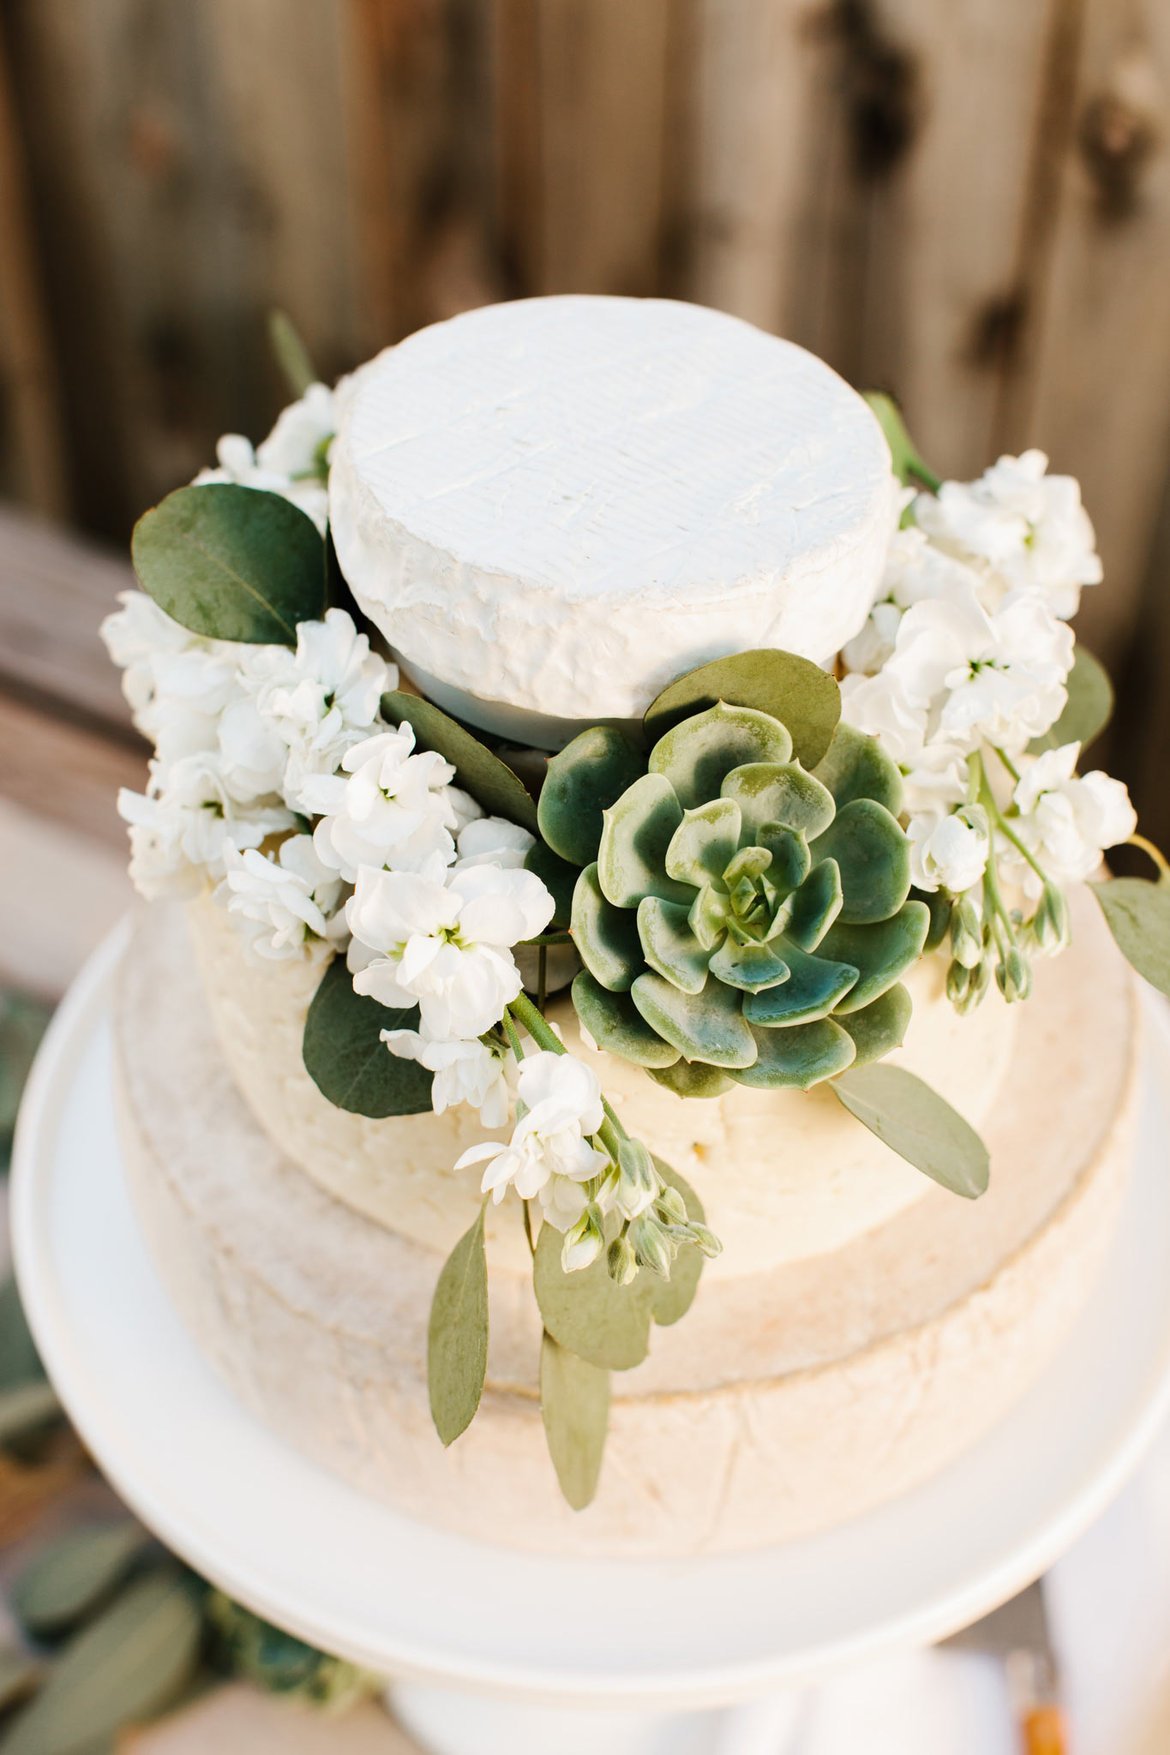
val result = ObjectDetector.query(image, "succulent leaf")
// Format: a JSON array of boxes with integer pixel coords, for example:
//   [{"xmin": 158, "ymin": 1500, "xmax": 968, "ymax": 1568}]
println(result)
[
  {"xmin": 649, "ymin": 703, "xmax": 792, "ymax": 809},
  {"xmin": 734, "ymin": 1018, "xmax": 857, "ymax": 1089},
  {"xmin": 813, "ymin": 721, "xmax": 903, "ymax": 815},
  {"xmin": 538, "ymin": 726, "xmax": 645, "ymax": 866},
  {"xmin": 637, "ymin": 897, "xmax": 711, "ymax": 994},
  {"xmin": 744, "ymin": 942, "xmax": 859, "ymax": 1026},
  {"xmin": 811, "ymin": 799, "xmax": 911, "ymax": 924},
  {"xmin": 643, "ymin": 649, "xmax": 840, "ymax": 767},
  {"xmin": 835, "ymin": 983, "xmax": 913, "ymax": 1066},
  {"xmin": 665, "ymin": 798, "xmax": 742, "ymax": 887},
  {"xmin": 757, "ymin": 823, "xmax": 812, "ymax": 892},
  {"xmin": 571, "ymin": 864, "xmax": 644, "ymax": 992},
  {"xmin": 707, "ymin": 938, "xmax": 791, "ymax": 993},
  {"xmin": 572, "ymin": 972, "xmax": 682, "ymax": 1067},
  {"xmin": 631, "ymin": 973, "xmax": 758, "ymax": 1068},
  {"xmin": 820, "ymin": 902, "xmax": 931, "ymax": 1013},
  {"xmin": 784, "ymin": 858, "xmax": 843, "ymax": 952},
  {"xmin": 597, "ymin": 773, "xmax": 689, "ymax": 908},
  {"xmin": 649, "ymin": 1060, "xmax": 736, "ymax": 1099},
  {"xmin": 720, "ymin": 762, "xmax": 834, "ymax": 839}
]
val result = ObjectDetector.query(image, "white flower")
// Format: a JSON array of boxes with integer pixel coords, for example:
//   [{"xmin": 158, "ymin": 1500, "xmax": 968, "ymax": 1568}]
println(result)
[
  {"xmin": 454, "ymin": 1052, "xmax": 608, "ymax": 1215},
  {"xmin": 309, "ymin": 727, "xmax": 470, "ymax": 880},
  {"xmin": 840, "ymin": 669, "xmax": 931, "ymax": 769},
  {"xmin": 899, "ymin": 741, "xmax": 970, "ymax": 818},
  {"xmin": 841, "ymin": 601, "xmax": 903, "ymax": 676},
  {"xmin": 118, "ymin": 756, "xmax": 293, "ymax": 899},
  {"xmin": 346, "ymin": 856, "xmax": 554, "ymax": 1038},
  {"xmin": 454, "ymin": 816, "xmax": 536, "ymax": 870},
  {"xmin": 237, "ymin": 609, "xmax": 395, "ymax": 810},
  {"xmin": 194, "ymin": 383, "xmax": 336, "ymax": 533},
  {"xmin": 101, "ymin": 591, "xmax": 239, "ymax": 764},
  {"xmin": 220, "ymin": 835, "xmax": 345, "ymax": 961},
  {"xmin": 1007, "ymin": 743, "xmax": 1136, "ymax": 891},
  {"xmin": 915, "ymin": 451, "xmax": 1102, "ymax": 618},
  {"xmin": 216, "ymin": 695, "xmax": 289, "ymax": 803},
  {"xmin": 380, "ymin": 1026, "xmax": 512, "ymax": 1127},
  {"xmin": 907, "ymin": 811, "xmax": 990, "ymax": 894}
]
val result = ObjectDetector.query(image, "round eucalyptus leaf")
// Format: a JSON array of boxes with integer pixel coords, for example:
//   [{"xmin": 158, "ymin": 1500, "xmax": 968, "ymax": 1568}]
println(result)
[
  {"xmin": 383, "ymin": 690, "xmax": 538, "ymax": 832},
  {"xmin": 1092, "ymin": 876, "xmax": 1170, "ymax": 998},
  {"xmin": 1029, "ymin": 645, "xmax": 1114, "ymax": 757},
  {"xmin": 132, "ymin": 483, "xmax": 325, "ymax": 644},
  {"xmin": 644, "ymin": 650, "xmax": 840, "ymax": 768},
  {"xmin": 833, "ymin": 1063, "xmax": 990, "ymax": 1198},
  {"xmin": 538, "ymin": 726, "xmax": 645, "ymax": 866},
  {"xmin": 534, "ymin": 1224, "xmax": 653, "ymax": 1370},
  {"xmin": 303, "ymin": 958, "xmax": 433, "ymax": 1117}
]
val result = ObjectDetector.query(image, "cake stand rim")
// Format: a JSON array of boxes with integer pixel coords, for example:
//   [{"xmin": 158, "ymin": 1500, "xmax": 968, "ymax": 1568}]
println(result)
[{"xmin": 11, "ymin": 919, "xmax": 1170, "ymax": 1709}]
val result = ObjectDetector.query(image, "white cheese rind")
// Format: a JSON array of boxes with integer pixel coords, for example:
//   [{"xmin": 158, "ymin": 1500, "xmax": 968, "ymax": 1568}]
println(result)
[{"xmin": 329, "ymin": 297, "xmax": 896, "ymax": 744}]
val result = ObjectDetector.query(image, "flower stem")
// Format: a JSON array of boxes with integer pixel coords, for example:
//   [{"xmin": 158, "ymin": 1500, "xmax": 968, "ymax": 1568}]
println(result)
[
  {"xmin": 976, "ymin": 753, "xmax": 1049, "ymax": 888},
  {"xmin": 508, "ymin": 991, "xmax": 563, "ymax": 1054},
  {"xmin": 521, "ymin": 1199, "xmax": 536, "ymax": 1257},
  {"xmin": 538, "ymin": 944, "xmax": 548, "ymax": 1012},
  {"xmin": 1129, "ymin": 833, "xmax": 1170, "ymax": 881},
  {"xmin": 992, "ymin": 744, "xmax": 1022, "ymax": 785}
]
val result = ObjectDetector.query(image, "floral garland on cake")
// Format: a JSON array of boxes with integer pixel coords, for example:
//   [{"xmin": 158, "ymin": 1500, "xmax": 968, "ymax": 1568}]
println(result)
[{"xmin": 102, "ymin": 329, "xmax": 1170, "ymax": 1509}]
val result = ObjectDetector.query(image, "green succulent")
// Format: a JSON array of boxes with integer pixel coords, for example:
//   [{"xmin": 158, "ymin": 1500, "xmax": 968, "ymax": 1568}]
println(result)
[{"xmin": 538, "ymin": 703, "xmax": 930, "ymax": 1097}]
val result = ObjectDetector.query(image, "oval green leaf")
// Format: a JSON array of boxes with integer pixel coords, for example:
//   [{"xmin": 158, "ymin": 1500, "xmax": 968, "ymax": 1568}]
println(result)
[
  {"xmin": 862, "ymin": 391, "xmax": 941, "ymax": 492},
  {"xmin": 539, "ymin": 1333, "xmax": 610, "ymax": 1511},
  {"xmin": 132, "ymin": 483, "xmax": 325, "ymax": 645},
  {"xmin": 0, "ymin": 1570, "xmax": 202, "ymax": 1755},
  {"xmin": 644, "ymin": 649, "xmax": 841, "ymax": 768},
  {"xmin": 1030, "ymin": 645, "xmax": 1114, "ymax": 756},
  {"xmin": 534, "ymin": 1224, "xmax": 653, "ymax": 1371},
  {"xmin": 12, "ymin": 1522, "xmax": 150, "ymax": 1639},
  {"xmin": 303, "ymin": 957, "xmax": 433, "ymax": 1117},
  {"xmin": 832, "ymin": 1063, "xmax": 990, "ymax": 1198},
  {"xmin": 427, "ymin": 1206, "xmax": 489, "ymax": 1447},
  {"xmin": 1092, "ymin": 876, "xmax": 1170, "ymax": 998},
  {"xmin": 382, "ymin": 690, "xmax": 538, "ymax": 833}
]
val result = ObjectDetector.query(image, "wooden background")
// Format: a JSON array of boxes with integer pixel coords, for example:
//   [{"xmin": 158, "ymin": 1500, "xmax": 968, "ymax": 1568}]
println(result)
[{"xmin": 1, "ymin": 0, "xmax": 1168, "ymax": 829}]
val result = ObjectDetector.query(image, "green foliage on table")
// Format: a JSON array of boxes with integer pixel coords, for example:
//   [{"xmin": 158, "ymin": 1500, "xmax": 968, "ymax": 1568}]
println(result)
[{"xmin": 132, "ymin": 483, "xmax": 326, "ymax": 644}]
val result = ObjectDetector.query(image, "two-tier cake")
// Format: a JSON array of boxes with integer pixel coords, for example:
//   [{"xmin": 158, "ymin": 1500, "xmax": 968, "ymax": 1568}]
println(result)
[{"xmin": 103, "ymin": 296, "xmax": 1152, "ymax": 1556}]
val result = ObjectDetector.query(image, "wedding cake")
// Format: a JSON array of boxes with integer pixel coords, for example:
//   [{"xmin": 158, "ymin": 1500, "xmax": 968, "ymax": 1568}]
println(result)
[{"xmin": 103, "ymin": 296, "xmax": 1153, "ymax": 1556}]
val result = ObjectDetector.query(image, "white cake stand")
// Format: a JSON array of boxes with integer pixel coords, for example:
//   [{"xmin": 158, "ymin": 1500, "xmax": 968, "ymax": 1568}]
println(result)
[{"xmin": 12, "ymin": 924, "xmax": 1170, "ymax": 1755}]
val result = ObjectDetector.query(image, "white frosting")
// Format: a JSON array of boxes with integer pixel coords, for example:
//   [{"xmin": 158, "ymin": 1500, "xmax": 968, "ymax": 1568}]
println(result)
[{"xmin": 329, "ymin": 297, "xmax": 897, "ymax": 745}]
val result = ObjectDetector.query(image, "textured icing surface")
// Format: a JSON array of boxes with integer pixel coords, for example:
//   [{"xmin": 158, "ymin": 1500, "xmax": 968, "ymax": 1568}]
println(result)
[
  {"xmin": 115, "ymin": 903, "xmax": 1137, "ymax": 1556},
  {"xmin": 185, "ymin": 892, "xmax": 1019, "ymax": 1277},
  {"xmin": 328, "ymin": 297, "xmax": 897, "ymax": 740}
]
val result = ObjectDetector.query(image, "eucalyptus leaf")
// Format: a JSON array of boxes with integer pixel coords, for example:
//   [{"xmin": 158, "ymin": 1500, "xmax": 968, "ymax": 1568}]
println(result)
[
  {"xmin": 383, "ymin": 691, "xmax": 539, "ymax": 832},
  {"xmin": 1029, "ymin": 645, "xmax": 1114, "ymax": 756},
  {"xmin": 303, "ymin": 958, "xmax": 432, "ymax": 1117},
  {"xmin": 12, "ymin": 1523, "xmax": 150, "ymax": 1640},
  {"xmin": 539, "ymin": 1333, "xmax": 610, "ymax": 1511},
  {"xmin": 833, "ymin": 1064, "xmax": 989, "ymax": 1198},
  {"xmin": 862, "ymin": 391, "xmax": 940, "ymax": 492},
  {"xmin": 268, "ymin": 309, "xmax": 317, "ymax": 398},
  {"xmin": 534, "ymin": 1223, "xmax": 653, "ymax": 1370},
  {"xmin": 0, "ymin": 1382, "xmax": 60, "ymax": 1446},
  {"xmin": 132, "ymin": 484, "xmax": 325, "ymax": 645},
  {"xmin": 644, "ymin": 649, "xmax": 841, "ymax": 768},
  {"xmin": 0, "ymin": 1570, "xmax": 202, "ymax": 1755},
  {"xmin": 427, "ymin": 1206, "xmax": 489, "ymax": 1446},
  {"xmin": 1092, "ymin": 876, "xmax": 1170, "ymax": 998}
]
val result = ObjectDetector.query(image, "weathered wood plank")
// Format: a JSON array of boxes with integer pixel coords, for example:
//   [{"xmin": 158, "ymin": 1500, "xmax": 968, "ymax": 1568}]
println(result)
[{"xmin": 0, "ymin": 694, "xmax": 143, "ymax": 849}]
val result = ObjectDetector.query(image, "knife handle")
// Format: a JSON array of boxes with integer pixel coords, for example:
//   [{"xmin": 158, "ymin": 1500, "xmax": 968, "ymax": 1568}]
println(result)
[{"xmin": 1021, "ymin": 1704, "xmax": 1068, "ymax": 1755}]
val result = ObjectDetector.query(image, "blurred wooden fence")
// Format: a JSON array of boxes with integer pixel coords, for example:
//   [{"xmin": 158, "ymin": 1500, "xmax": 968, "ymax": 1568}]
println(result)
[{"xmin": 1, "ymin": 0, "xmax": 1169, "ymax": 817}]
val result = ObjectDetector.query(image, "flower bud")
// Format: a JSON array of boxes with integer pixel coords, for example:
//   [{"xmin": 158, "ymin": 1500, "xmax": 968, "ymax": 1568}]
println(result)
[
  {"xmin": 629, "ymin": 1214, "xmax": 674, "ymax": 1281},
  {"xmin": 995, "ymin": 945, "xmax": 1032, "ymax": 1003},
  {"xmin": 1031, "ymin": 883, "xmax": 1069, "ymax": 954},
  {"xmin": 616, "ymin": 1137, "xmax": 659, "ymax": 1219},
  {"xmin": 561, "ymin": 1205, "xmax": 604, "ymax": 1273},
  {"xmin": 946, "ymin": 959, "xmax": 972, "ymax": 1008},
  {"xmin": 950, "ymin": 896, "xmax": 984, "ymax": 969},
  {"xmin": 688, "ymin": 1222, "xmax": 723, "ymax": 1259},
  {"xmin": 606, "ymin": 1232, "xmax": 639, "ymax": 1286},
  {"xmin": 655, "ymin": 1184, "xmax": 688, "ymax": 1226}
]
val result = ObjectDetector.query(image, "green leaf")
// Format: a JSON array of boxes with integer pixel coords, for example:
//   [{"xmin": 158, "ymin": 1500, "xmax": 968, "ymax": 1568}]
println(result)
[
  {"xmin": 1029, "ymin": 645, "xmax": 1114, "ymax": 756},
  {"xmin": 784, "ymin": 859, "xmax": 844, "ymax": 952},
  {"xmin": 649, "ymin": 702, "xmax": 794, "ymax": 809},
  {"xmin": 383, "ymin": 691, "xmax": 538, "ymax": 833},
  {"xmin": 534, "ymin": 1223, "xmax": 653, "ymax": 1370},
  {"xmin": 734, "ymin": 1017, "xmax": 856, "ymax": 1089},
  {"xmin": 648, "ymin": 1060, "xmax": 734, "ymax": 1099},
  {"xmin": 644, "ymin": 650, "xmax": 841, "ymax": 768},
  {"xmin": 721, "ymin": 762, "xmax": 835, "ymax": 839},
  {"xmin": 597, "ymin": 773, "xmax": 688, "ymax": 909},
  {"xmin": 539, "ymin": 1333, "xmax": 610, "ymax": 1511},
  {"xmin": 707, "ymin": 937, "xmax": 791, "ymax": 993},
  {"xmin": 131, "ymin": 484, "xmax": 325, "ymax": 645},
  {"xmin": 821, "ymin": 902, "xmax": 931, "ymax": 1012},
  {"xmin": 744, "ymin": 942, "xmax": 858, "ymax": 1025},
  {"xmin": 811, "ymin": 798, "xmax": 911, "ymax": 924},
  {"xmin": 862, "ymin": 391, "xmax": 941, "ymax": 492},
  {"xmin": 835, "ymin": 983, "xmax": 913, "ymax": 1067},
  {"xmin": 0, "ymin": 1382, "xmax": 60, "ymax": 1446},
  {"xmin": 537, "ymin": 727, "xmax": 645, "ymax": 866},
  {"xmin": 303, "ymin": 958, "xmax": 432, "ymax": 1117},
  {"xmin": 570, "ymin": 865, "xmax": 644, "ymax": 992},
  {"xmin": 631, "ymin": 972, "xmax": 758, "ymax": 1068},
  {"xmin": 813, "ymin": 721, "xmax": 903, "ymax": 814},
  {"xmin": 833, "ymin": 1064, "xmax": 990, "ymax": 1198},
  {"xmin": 524, "ymin": 841, "xmax": 577, "ymax": 930},
  {"xmin": 427, "ymin": 1206, "xmax": 489, "ymax": 1446},
  {"xmin": 571, "ymin": 973, "xmax": 681, "ymax": 1068},
  {"xmin": 268, "ymin": 309, "xmax": 317, "ymax": 399},
  {"xmin": 637, "ymin": 898, "xmax": 710, "ymax": 995},
  {"xmin": 0, "ymin": 1570, "xmax": 202, "ymax": 1755},
  {"xmin": 1092, "ymin": 876, "xmax": 1170, "ymax": 998},
  {"xmin": 665, "ymin": 798, "xmax": 742, "ymax": 888},
  {"xmin": 12, "ymin": 1523, "xmax": 150, "ymax": 1639}
]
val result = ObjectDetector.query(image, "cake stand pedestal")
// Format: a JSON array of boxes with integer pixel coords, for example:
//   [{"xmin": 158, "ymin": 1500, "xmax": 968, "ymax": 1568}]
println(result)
[{"xmin": 12, "ymin": 927, "xmax": 1170, "ymax": 1755}]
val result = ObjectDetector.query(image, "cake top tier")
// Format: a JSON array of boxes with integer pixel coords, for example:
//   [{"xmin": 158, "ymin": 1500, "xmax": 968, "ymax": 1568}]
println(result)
[{"xmin": 329, "ymin": 296, "xmax": 895, "ymax": 745}]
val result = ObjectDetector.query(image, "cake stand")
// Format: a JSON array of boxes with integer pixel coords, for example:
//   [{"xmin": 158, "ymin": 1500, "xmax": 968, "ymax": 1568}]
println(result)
[{"xmin": 12, "ymin": 924, "xmax": 1170, "ymax": 1755}]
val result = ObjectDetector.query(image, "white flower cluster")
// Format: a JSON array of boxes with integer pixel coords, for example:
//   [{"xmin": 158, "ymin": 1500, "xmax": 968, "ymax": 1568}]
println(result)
[
  {"xmin": 841, "ymin": 451, "xmax": 1133, "ymax": 903},
  {"xmin": 194, "ymin": 381, "xmax": 338, "ymax": 533}
]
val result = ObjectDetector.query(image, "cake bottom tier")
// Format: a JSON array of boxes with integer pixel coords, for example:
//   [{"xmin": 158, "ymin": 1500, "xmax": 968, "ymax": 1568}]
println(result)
[{"xmin": 112, "ymin": 913, "xmax": 1139, "ymax": 1557}]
